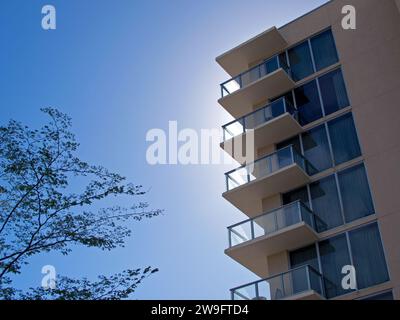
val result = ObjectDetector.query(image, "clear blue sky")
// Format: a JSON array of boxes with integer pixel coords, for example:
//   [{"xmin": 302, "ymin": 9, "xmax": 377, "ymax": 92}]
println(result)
[{"xmin": 0, "ymin": 0, "xmax": 327, "ymax": 299}]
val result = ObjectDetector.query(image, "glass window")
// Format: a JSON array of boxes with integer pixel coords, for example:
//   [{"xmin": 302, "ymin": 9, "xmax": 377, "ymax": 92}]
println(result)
[
  {"xmin": 319, "ymin": 234, "xmax": 352, "ymax": 298},
  {"xmin": 310, "ymin": 175, "xmax": 343, "ymax": 232},
  {"xmin": 288, "ymin": 41, "xmax": 314, "ymax": 81},
  {"xmin": 349, "ymin": 223, "xmax": 389, "ymax": 290},
  {"xmin": 319, "ymin": 69, "xmax": 349, "ymax": 115},
  {"xmin": 278, "ymin": 52, "xmax": 289, "ymax": 72},
  {"xmin": 310, "ymin": 29, "xmax": 339, "ymax": 71},
  {"xmin": 361, "ymin": 291, "xmax": 393, "ymax": 300},
  {"xmin": 282, "ymin": 186, "xmax": 309, "ymax": 208},
  {"xmin": 276, "ymin": 135, "xmax": 300, "ymax": 153},
  {"xmin": 302, "ymin": 124, "xmax": 332, "ymax": 174},
  {"xmin": 290, "ymin": 245, "xmax": 319, "ymax": 270},
  {"xmin": 289, "ymin": 245, "xmax": 319, "ymax": 295},
  {"xmin": 328, "ymin": 113, "xmax": 361, "ymax": 165},
  {"xmin": 295, "ymin": 80, "xmax": 323, "ymax": 126},
  {"xmin": 338, "ymin": 164, "xmax": 374, "ymax": 223}
]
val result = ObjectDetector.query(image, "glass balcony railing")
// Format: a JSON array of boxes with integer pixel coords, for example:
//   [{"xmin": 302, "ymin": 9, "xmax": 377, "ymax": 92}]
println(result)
[
  {"xmin": 220, "ymin": 54, "xmax": 291, "ymax": 98},
  {"xmin": 227, "ymin": 201, "xmax": 326, "ymax": 248},
  {"xmin": 222, "ymin": 96, "xmax": 298, "ymax": 141},
  {"xmin": 231, "ymin": 265, "xmax": 326, "ymax": 300},
  {"xmin": 225, "ymin": 145, "xmax": 314, "ymax": 192}
]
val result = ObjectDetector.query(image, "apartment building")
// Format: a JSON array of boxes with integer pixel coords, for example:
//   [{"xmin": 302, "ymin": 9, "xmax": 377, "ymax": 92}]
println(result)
[{"xmin": 217, "ymin": 0, "xmax": 400, "ymax": 300}]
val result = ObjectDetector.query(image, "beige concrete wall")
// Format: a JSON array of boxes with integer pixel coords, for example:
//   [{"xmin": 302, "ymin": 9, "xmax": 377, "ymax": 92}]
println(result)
[
  {"xmin": 261, "ymin": 194, "xmax": 281, "ymax": 213},
  {"xmin": 257, "ymin": 144, "xmax": 276, "ymax": 159},
  {"xmin": 267, "ymin": 251, "xmax": 289, "ymax": 278},
  {"xmin": 275, "ymin": 0, "xmax": 400, "ymax": 299},
  {"xmin": 266, "ymin": 251, "xmax": 291, "ymax": 299},
  {"xmin": 334, "ymin": 0, "xmax": 400, "ymax": 301}
]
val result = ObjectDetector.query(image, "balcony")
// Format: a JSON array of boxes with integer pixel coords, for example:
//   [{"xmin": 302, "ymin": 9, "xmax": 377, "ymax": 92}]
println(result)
[
  {"xmin": 231, "ymin": 265, "xmax": 326, "ymax": 300},
  {"xmin": 221, "ymin": 96, "xmax": 302, "ymax": 161},
  {"xmin": 218, "ymin": 55, "xmax": 295, "ymax": 119},
  {"xmin": 223, "ymin": 145, "xmax": 314, "ymax": 216},
  {"xmin": 216, "ymin": 27, "xmax": 287, "ymax": 77},
  {"xmin": 225, "ymin": 201, "xmax": 325, "ymax": 278}
]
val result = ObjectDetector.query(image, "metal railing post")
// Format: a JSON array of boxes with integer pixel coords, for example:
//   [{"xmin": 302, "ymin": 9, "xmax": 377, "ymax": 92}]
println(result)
[
  {"xmin": 255, "ymin": 282, "xmax": 259, "ymax": 300},
  {"xmin": 281, "ymin": 273, "xmax": 285, "ymax": 298},
  {"xmin": 250, "ymin": 220, "xmax": 255, "ymax": 240},
  {"xmin": 283, "ymin": 96, "xmax": 287, "ymax": 113},
  {"xmin": 264, "ymin": 104, "xmax": 269, "ymax": 122},
  {"xmin": 268, "ymin": 153, "xmax": 273, "ymax": 174},
  {"xmin": 306, "ymin": 266, "xmax": 312, "ymax": 291},
  {"xmin": 320, "ymin": 272, "xmax": 326, "ymax": 298},
  {"xmin": 274, "ymin": 210, "xmax": 278, "ymax": 233},
  {"xmin": 311, "ymin": 211, "xmax": 316, "ymax": 230},
  {"xmin": 298, "ymin": 201, "xmax": 302, "ymax": 223},
  {"xmin": 228, "ymin": 228, "xmax": 232, "ymax": 248},
  {"xmin": 290, "ymin": 146, "xmax": 295, "ymax": 164}
]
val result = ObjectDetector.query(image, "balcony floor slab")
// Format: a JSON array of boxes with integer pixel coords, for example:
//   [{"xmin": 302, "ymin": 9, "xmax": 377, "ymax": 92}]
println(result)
[
  {"xmin": 223, "ymin": 164, "xmax": 311, "ymax": 217},
  {"xmin": 218, "ymin": 69, "xmax": 295, "ymax": 119},
  {"xmin": 225, "ymin": 222, "xmax": 319, "ymax": 278}
]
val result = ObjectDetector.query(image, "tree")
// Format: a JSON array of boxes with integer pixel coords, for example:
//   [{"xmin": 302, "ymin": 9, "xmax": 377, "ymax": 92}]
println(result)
[{"xmin": 0, "ymin": 108, "xmax": 161, "ymax": 299}]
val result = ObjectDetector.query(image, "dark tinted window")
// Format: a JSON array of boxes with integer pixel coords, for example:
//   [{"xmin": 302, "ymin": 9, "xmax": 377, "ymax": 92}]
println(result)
[
  {"xmin": 319, "ymin": 69, "xmax": 349, "ymax": 115},
  {"xmin": 282, "ymin": 186, "xmax": 309, "ymax": 208},
  {"xmin": 289, "ymin": 245, "xmax": 319, "ymax": 296},
  {"xmin": 319, "ymin": 234, "xmax": 352, "ymax": 298},
  {"xmin": 310, "ymin": 175, "xmax": 343, "ymax": 232},
  {"xmin": 338, "ymin": 164, "xmax": 374, "ymax": 223},
  {"xmin": 310, "ymin": 30, "xmax": 339, "ymax": 71},
  {"xmin": 302, "ymin": 124, "xmax": 332, "ymax": 174},
  {"xmin": 361, "ymin": 291, "xmax": 393, "ymax": 300},
  {"xmin": 276, "ymin": 135, "xmax": 300, "ymax": 153},
  {"xmin": 328, "ymin": 113, "xmax": 361, "ymax": 165},
  {"xmin": 349, "ymin": 223, "xmax": 389, "ymax": 289},
  {"xmin": 288, "ymin": 41, "xmax": 314, "ymax": 81},
  {"xmin": 290, "ymin": 245, "xmax": 318, "ymax": 270},
  {"xmin": 295, "ymin": 80, "xmax": 323, "ymax": 125}
]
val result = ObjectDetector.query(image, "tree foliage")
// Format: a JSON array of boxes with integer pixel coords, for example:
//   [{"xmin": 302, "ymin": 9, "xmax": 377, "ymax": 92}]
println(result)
[
  {"xmin": 0, "ymin": 108, "xmax": 161, "ymax": 299},
  {"xmin": 19, "ymin": 267, "xmax": 159, "ymax": 300}
]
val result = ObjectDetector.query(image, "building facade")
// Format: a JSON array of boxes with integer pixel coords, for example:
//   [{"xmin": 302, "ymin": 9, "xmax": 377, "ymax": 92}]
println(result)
[{"xmin": 217, "ymin": 0, "xmax": 400, "ymax": 300}]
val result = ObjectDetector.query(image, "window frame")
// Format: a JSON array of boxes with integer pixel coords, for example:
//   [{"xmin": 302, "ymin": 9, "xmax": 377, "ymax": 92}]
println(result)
[
  {"xmin": 257, "ymin": 27, "xmax": 340, "ymax": 87},
  {"xmin": 276, "ymin": 110, "xmax": 361, "ymax": 176},
  {"xmin": 282, "ymin": 161, "xmax": 375, "ymax": 232},
  {"xmin": 271, "ymin": 66, "xmax": 351, "ymax": 128},
  {"xmin": 288, "ymin": 221, "xmax": 389, "ymax": 299},
  {"xmin": 309, "ymin": 28, "xmax": 340, "ymax": 72}
]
